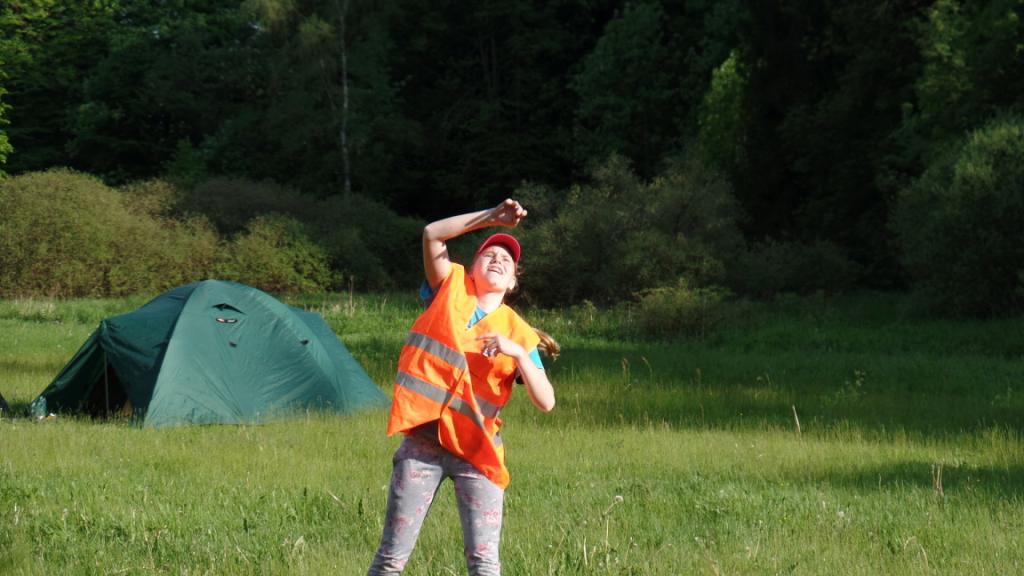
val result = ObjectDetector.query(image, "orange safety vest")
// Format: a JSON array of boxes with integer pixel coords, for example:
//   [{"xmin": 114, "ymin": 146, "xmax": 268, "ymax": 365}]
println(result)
[{"xmin": 386, "ymin": 263, "xmax": 540, "ymax": 488}]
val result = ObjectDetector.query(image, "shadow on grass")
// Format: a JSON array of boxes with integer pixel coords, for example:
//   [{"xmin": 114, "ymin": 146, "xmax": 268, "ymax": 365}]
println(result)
[
  {"xmin": 797, "ymin": 461, "xmax": 1024, "ymax": 499},
  {"xmin": 2, "ymin": 400, "xmax": 38, "ymax": 419},
  {"xmin": 541, "ymin": 341, "xmax": 1024, "ymax": 438},
  {"xmin": 589, "ymin": 392, "xmax": 1022, "ymax": 437}
]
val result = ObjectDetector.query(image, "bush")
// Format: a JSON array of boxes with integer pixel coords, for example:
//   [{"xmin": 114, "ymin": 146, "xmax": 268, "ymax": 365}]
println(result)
[
  {"xmin": 120, "ymin": 178, "xmax": 183, "ymax": 219},
  {"xmin": 314, "ymin": 193, "xmax": 422, "ymax": 290},
  {"xmin": 109, "ymin": 178, "xmax": 220, "ymax": 294},
  {"xmin": 182, "ymin": 178, "xmax": 421, "ymax": 289},
  {"xmin": 892, "ymin": 114, "xmax": 1024, "ymax": 316},
  {"xmin": 636, "ymin": 280, "xmax": 728, "ymax": 339},
  {"xmin": 214, "ymin": 214, "xmax": 337, "ymax": 294},
  {"xmin": 728, "ymin": 239, "xmax": 862, "ymax": 299},
  {"xmin": 106, "ymin": 215, "xmax": 219, "ymax": 296},
  {"xmin": 514, "ymin": 153, "xmax": 744, "ymax": 306},
  {"xmin": 0, "ymin": 169, "xmax": 217, "ymax": 297}
]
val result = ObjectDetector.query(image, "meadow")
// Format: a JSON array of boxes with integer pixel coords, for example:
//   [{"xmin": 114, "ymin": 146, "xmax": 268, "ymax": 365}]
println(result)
[{"xmin": 1, "ymin": 292, "xmax": 1022, "ymax": 575}]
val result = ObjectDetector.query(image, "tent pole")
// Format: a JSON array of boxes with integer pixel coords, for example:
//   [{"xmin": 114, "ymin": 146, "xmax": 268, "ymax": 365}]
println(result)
[{"xmin": 104, "ymin": 348, "xmax": 110, "ymax": 417}]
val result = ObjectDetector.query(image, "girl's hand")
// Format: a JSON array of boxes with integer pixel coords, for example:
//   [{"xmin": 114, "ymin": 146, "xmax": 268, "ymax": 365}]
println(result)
[
  {"xmin": 476, "ymin": 333, "xmax": 525, "ymax": 359},
  {"xmin": 491, "ymin": 198, "xmax": 527, "ymax": 227}
]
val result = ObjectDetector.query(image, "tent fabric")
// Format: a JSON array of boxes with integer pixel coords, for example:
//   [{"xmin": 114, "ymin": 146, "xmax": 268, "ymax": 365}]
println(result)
[{"xmin": 32, "ymin": 280, "xmax": 387, "ymax": 427}]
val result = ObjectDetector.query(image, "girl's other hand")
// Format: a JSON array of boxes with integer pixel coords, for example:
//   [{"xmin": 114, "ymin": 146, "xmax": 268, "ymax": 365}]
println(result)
[
  {"xmin": 476, "ymin": 333, "xmax": 525, "ymax": 359},
  {"xmin": 492, "ymin": 198, "xmax": 527, "ymax": 227}
]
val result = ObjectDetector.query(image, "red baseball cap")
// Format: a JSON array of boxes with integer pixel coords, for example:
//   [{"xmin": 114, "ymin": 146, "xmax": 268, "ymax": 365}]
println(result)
[{"xmin": 475, "ymin": 233, "xmax": 521, "ymax": 264}]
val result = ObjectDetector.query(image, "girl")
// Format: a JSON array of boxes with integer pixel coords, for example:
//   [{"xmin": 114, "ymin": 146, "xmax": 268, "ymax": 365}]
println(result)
[{"xmin": 367, "ymin": 199, "xmax": 557, "ymax": 576}]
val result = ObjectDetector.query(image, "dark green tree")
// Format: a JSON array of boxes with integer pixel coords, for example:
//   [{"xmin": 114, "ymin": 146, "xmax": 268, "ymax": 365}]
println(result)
[
  {"xmin": 0, "ymin": 57, "xmax": 13, "ymax": 173},
  {"xmin": 68, "ymin": 0, "xmax": 255, "ymax": 183},
  {"xmin": 379, "ymin": 0, "xmax": 616, "ymax": 215},
  {"xmin": 893, "ymin": 115, "xmax": 1024, "ymax": 316},
  {"xmin": 571, "ymin": 3, "xmax": 680, "ymax": 177},
  {"xmin": 739, "ymin": 0, "xmax": 927, "ymax": 284},
  {"xmin": 898, "ymin": 0, "xmax": 1024, "ymax": 164},
  {"xmin": 0, "ymin": 1, "xmax": 117, "ymax": 173},
  {"xmin": 697, "ymin": 49, "xmax": 748, "ymax": 179}
]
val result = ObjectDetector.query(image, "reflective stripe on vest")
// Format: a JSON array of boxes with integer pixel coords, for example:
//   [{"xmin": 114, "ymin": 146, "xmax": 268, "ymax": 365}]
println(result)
[
  {"xmin": 395, "ymin": 370, "xmax": 500, "ymax": 424},
  {"xmin": 405, "ymin": 332, "xmax": 467, "ymax": 371},
  {"xmin": 393, "ymin": 370, "xmax": 504, "ymax": 447}
]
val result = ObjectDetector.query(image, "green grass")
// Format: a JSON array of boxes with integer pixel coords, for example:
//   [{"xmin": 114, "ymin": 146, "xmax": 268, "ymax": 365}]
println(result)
[{"xmin": 1, "ymin": 292, "xmax": 1022, "ymax": 574}]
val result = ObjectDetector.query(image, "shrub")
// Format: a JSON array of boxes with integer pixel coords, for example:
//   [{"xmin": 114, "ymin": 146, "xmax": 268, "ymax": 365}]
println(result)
[
  {"xmin": 182, "ymin": 177, "xmax": 421, "ymax": 289},
  {"xmin": 729, "ymin": 239, "xmax": 862, "ymax": 299},
  {"xmin": 110, "ymin": 178, "xmax": 220, "ymax": 294},
  {"xmin": 0, "ymin": 169, "xmax": 116, "ymax": 296},
  {"xmin": 214, "ymin": 214, "xmax": 336, "ymax": 294},
  {"xmin": 0, "ymin": 169, "xmax": 218, "ymax": 297},
  {"xmin": 514, "ymin": 153, "xmax": 744, "ymax": 306},
  {"xmin": 106, "ymin": 215, "xmax": 219, "ymax": 296},
  {"xmin": 636, "ymin": 280, "xmax": 728, "ymax": 340},
  {"xmin": 0, "ymin": 170, "xmax": 224, "ymax": 297},
  {"xmin": 120, "ymin": 178, "xmax": 183, "ymax": 219},
  {"xmin": 183, "ymin": 178, "xmax": 304, "ymax": 234},
  {"xmin": 313, "ymin": 193, "xmax": 422, "ymax": 290},
  {"xmin": 892, "ymin": 114, "xmax": 1024, "ymax": 316}
]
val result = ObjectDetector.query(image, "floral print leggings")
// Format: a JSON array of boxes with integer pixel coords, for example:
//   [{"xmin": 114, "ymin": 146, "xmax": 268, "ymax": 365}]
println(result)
[{"xmin": 367, "ymin": 433, "xmax": 505, "ymax": 576}]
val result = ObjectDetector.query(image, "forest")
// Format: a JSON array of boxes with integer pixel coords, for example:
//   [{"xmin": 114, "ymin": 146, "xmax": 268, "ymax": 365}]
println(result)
[{"xmin": 1, "ymin": 0, "xmax": 1023, "ymax": 315}]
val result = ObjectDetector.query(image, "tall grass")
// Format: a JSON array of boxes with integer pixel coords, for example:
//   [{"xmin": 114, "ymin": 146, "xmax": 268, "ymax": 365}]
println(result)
[{"xmin": 1, "ymin": 292, "xmax": 1022, "ymax": 574}]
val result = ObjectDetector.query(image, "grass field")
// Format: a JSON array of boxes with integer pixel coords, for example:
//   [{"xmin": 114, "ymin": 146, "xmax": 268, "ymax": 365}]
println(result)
[{"xmin": 1, "ymin": 292, "xmax": 1022, "ymax": 574}]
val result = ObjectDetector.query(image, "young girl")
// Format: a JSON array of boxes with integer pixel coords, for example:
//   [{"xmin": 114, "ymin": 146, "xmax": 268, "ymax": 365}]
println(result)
[{"xmin": 367, "ymin": 199, "xmax": 557, "ymax": 576}]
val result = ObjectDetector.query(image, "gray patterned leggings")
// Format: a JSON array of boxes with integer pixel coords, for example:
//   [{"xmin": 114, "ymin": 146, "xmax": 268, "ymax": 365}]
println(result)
[{"xmin": 367, "ymin": 433, "xmax": 505, "ymax": 576}]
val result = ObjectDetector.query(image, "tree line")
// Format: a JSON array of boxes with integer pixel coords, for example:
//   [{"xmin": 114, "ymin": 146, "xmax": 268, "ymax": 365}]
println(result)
[{"xmin": 1, "ymin": 0, "xmax": 1022, "ymax": 315}]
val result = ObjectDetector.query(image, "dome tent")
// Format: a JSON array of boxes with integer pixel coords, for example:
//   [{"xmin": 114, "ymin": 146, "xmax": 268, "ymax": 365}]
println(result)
[{"xmin": 31, "ymin": 280, "xmax": 387, "ymax": 426}]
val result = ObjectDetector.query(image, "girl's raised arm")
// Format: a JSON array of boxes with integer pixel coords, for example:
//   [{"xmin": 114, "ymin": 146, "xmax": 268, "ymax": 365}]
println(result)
[{"xmin": 422, "ymin": 199, "xmax": 527, "ymax": 290}]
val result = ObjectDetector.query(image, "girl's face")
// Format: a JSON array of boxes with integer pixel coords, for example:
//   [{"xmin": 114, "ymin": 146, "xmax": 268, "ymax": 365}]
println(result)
[{"xmin": 472, "ymin": 245, "xmax": 517, "ymax": 294}]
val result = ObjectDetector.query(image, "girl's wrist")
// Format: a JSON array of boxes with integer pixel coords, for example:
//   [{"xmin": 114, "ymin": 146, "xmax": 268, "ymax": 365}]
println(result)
[{"xmin": 487, "ymin": 207, "xmax": 502, "ymax": 225}]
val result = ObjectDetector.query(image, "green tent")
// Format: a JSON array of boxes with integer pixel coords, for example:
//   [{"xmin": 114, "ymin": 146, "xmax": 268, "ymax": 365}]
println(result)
[{"xmin": 31, "ymin": 280, "xmax": 387, "ymax": 427}]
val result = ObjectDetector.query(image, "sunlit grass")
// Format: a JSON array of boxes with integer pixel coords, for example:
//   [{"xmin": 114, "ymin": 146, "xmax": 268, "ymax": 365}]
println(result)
[{"xmin": 1, "ymin": 292, "xmax": 1022, "ymax": 574}]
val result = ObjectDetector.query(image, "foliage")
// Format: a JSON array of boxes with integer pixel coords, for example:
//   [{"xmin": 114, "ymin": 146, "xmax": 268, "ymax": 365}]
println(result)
[
  {"xmin": 908, "ymin": 0, "xmax": 1024, "ymax": 153},
  {"xmin": 697, "ymin": 49, "xmax": 747, "ymax": 177},
  {"xmin": 2, "ymin": 1, "xmax": 1024, "ymax": 311},
  {"xmin": 516, "ymin": 153, "xmax": 743, "ymax": 306},
  {"xmin": 0, "ymin": 57, "xmax": 11, "ymax": 173},
  {"xmin": 893, "ymin": 115, "xmax": 1024, "ymax": 317},
  {"xmin": 889, "ymin": 0, "xmax": 1024, "ymax": 225},
  {"xmin": 214, "ymin": 214, "xmax": 337, "ymax": 294},
  {"xmin": 0, "ymin": 1, "xmax": 738, "ymax": 213},
  {"xmin": 0, "ymin": 1, "xmax": 118, "ymax": 174},
  {"xmin": 120, "ymin": 178, "xmax": 185, "ymax": 219},
  {"xmin": 740, "ymin": 1, "xmax": 927, "ymax": 281},
  {"xmin": 912, "ymin": 0, "xmax": 974, "ymax": 146},
  {"xmin": 0, "ymin": 169, "xmax": 218, "ymax": 297},
  {"xmin": 0, "ymin": 170, "xmax": 394, "ymax": 298},
  {"xmin": 205, "ymin": 0, "xmax": 418, "ymax": 200},
  {"xmin": 379, "ymin": 0, "xmax": 610, "ymax": 210},
  {"xmin": 66, "ymin": 0, "xmax": 255, "ymax": 184},
  {"xmin": 729, "ymin": 239, "xmax": 862, "ymax": 300},
  {"xmin": 161, "ymin": 139, "xmax": 209, "ymax": 189},
  {"xmin": 571, "ymin": 3, "xmax": 680, "ymax": 177},
  {"xmin": 636, "ymin": 280, "xmax": 728, "ymax": 340},
  {"xmin": 182, "ymin": 177, "xmax": 421, "ymax": 289},
  {"xmin": 107, "ymin": 217, "xmax": 219, "ymax": 297}
]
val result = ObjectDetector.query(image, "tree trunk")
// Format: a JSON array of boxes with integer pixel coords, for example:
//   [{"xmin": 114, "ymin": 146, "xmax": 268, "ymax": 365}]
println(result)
[{"xmin": 337, "ymin": 0, "xmax": 352, "ymax": 194}]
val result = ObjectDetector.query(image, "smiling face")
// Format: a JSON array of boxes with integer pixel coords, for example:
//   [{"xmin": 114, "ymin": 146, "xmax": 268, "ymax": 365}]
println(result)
[{"xmin": 471, "ymin": 244, "xmax": 517, "ymax": 295}]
